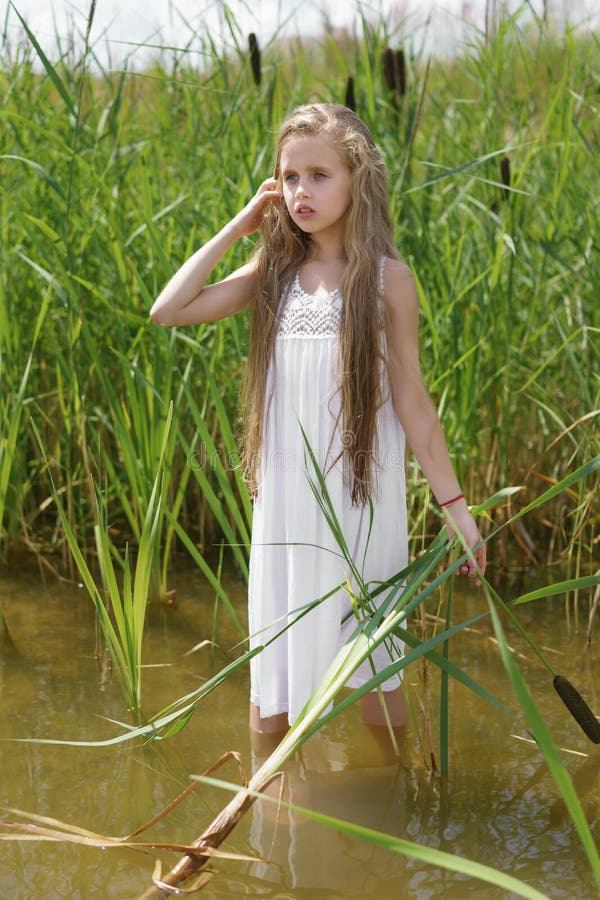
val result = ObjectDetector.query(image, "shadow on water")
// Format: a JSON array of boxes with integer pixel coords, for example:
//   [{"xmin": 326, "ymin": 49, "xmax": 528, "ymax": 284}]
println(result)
[{"xmin": 0, "ymin": 559, "xmax": 598, "ymax": 899}]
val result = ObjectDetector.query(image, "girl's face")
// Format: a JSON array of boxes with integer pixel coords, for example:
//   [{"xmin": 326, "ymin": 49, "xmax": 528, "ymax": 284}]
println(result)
[{"xmin": 279, "ymin": 134, "xmax": 352, "ymax": 241}]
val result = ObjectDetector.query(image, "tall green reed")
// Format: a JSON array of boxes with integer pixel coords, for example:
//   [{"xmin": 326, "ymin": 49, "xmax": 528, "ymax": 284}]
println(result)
[
  {"xmin": 0, "ymin": 283, "xmax": 51, "ymax": 555},
  {"xmin": 32, "ymin": 404, "xmax": 174, "ymax": 712}
]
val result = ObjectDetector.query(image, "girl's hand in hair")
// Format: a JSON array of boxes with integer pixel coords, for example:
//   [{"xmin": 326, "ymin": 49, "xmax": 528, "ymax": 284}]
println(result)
[
  {"xmin": 150, "ymin": 178, "xmax": 281, "ymax": 326},
  {"xmin": 231, "ymin": 178, "xmax": 283, "ymax": 238}
]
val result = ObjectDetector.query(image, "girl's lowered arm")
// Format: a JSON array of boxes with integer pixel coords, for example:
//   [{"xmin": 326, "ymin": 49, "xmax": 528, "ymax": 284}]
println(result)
[
  {"xmin": 150, "ymin": 178, "xmax": 282, "ymax": 326},
  {"xmin": 382, "ymin": 258, "xmax": 486, "ymax": 580}
]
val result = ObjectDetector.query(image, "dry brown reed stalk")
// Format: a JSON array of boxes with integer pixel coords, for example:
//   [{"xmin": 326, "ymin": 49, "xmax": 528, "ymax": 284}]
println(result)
[
  {"xmin": 419, "ymin": 697, "xmax": 438, "ymax": 774},
  {"xmin": 248, "ymin": 33, "xmax": 261, "ymax": 86},
  {"xmin": 416, "ymin": 601, "xmax": 430, "ymax": 680},
  {"xmin": 134, "ymin": 790, "xmax": 271, "ymax": 895},
  {"xmin": 136, "ymin": 753, "xmax": 283, "ymax": 898},
  {"xmin": 15, "ymin": 523, "xmax": 72, "ymax": 584},
  {"xmin": 586, "ymin": 579, "xmax": 600, "ymax": 645},
  {"xmin": 512, "ymin": 519, "xmax": 539, "ymax": 567}
]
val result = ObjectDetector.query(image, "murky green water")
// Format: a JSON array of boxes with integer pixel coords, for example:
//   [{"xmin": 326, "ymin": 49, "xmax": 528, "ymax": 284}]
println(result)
[{"xmin": 0, "ymin": 560, "xmax": 598, "ymax": 899}]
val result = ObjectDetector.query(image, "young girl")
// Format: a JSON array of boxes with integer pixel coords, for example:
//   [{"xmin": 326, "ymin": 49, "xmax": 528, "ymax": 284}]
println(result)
[{"xmin": 150, "ymin": 103, "xmax": 486, "ymax": 736}]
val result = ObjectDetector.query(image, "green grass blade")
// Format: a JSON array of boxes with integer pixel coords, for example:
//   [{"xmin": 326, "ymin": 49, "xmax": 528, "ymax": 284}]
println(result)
[
  {"xmin": 509, "ymin": 576, "xmax": 600, "ymax": 607},
  {"xmin": 0, "ymin": 284, "xmax": 52, "ymax": 551},
  {"xmin": 9, "ymin": 4, "xmax": 77, "ymax": 117},
  {"xmin": 165, "ymin": 512, "xmax": 245, "ymax": 638}
]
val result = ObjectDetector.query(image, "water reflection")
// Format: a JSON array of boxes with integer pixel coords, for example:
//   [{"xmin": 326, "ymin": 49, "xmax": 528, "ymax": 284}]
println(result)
[
  {"xmin": 0, "ymin": 561, "xmax": 599, "ymax": 899},
  {"xmin": 249, "ymin": 723, "xmax": 410, "ymax": 896}
]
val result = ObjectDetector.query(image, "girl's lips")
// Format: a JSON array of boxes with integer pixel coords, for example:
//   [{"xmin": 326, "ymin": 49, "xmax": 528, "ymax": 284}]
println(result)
[{"xmin": 295, "ymin": 205, "xmax": 315, "ymax": 216}]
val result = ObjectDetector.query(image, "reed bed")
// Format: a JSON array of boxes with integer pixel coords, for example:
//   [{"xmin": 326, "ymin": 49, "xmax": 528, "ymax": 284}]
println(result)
[{"xmin": 1, "ymin": 8, "xmax": 598, "ymax": 580}]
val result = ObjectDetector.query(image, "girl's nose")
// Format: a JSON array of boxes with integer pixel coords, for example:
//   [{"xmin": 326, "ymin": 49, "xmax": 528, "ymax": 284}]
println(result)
[{"xmin": 295, "ymin": 181, "xmax": 310, "ymax": 198}]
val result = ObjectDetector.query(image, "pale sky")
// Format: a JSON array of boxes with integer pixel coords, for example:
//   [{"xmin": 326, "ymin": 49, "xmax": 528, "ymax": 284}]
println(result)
[{"xmin": 2, "ymin": 0, "xmax": 598, "ymax": 67}]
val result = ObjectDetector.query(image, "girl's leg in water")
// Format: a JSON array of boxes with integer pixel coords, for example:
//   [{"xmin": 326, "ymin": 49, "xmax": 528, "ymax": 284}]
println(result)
[
  {"xmin": 250, "ymin": 704, "xmax": 288, "ymax": 732},
  {"xmin": 359, "ymin": 686, "xmax": 407, "ymax": 728},
  {"xmin": 250, "ymin": 687, "xmax": 407, "ymax": 734},
  {"xmin": 249, "ymin": 703, "xmax": 288, "ymax": 753}
]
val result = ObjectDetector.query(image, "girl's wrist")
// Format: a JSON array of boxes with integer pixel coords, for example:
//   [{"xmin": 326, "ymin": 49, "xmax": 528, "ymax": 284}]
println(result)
[
  {"xmin": 439, "ymin": 491, "xmax": 469, "ymax": 512},
  {"xmin": 439, "ymin": 492, "xmax": 465, "ymax": 509},
  {"xmin": 440, "ymin": 495, "xmax": 471, "ymax": 520}
]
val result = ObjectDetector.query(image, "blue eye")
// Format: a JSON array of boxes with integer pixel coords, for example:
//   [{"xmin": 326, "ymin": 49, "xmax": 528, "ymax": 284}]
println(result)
[
  {"xmin": 314, "ymin": 172, "xmax": 327, "ymax": 180},
  {"xmin": 283, "ymin": 173, "xmax": 298, "ymax": 183}
]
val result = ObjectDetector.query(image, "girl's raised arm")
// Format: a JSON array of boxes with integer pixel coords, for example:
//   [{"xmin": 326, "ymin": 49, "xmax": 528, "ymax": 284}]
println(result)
[
  {"xmin": 382, "ymin": 258, "xmax": 486, "ymax": 583},
  {"xmin": 149, "ymin": 178, "xmax": 282, "ymax": 327}
]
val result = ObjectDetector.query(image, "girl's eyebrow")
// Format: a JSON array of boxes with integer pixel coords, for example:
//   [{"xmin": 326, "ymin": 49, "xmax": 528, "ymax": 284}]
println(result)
[{"xmin": 281, "ymin": 164, "xmax": 331, "ymax": 176}]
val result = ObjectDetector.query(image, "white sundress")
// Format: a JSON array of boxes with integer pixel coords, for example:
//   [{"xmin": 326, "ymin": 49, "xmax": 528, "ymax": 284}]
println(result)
[{"xmin": 248, "ymin": 262, "xmax": 408, "ymax": 724}]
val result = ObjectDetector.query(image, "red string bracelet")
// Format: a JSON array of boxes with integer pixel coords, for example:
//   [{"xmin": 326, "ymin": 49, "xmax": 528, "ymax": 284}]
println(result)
[{"xmin": 439, "ymin": 493, "xmax": 465, "ymax": 508}]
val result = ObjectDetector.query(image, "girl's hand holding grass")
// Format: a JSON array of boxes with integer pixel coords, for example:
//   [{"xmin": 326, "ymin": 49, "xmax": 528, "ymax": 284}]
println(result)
[{"xmin": 442, "ymin": 498, "xmax": 486, "ymax": 586}]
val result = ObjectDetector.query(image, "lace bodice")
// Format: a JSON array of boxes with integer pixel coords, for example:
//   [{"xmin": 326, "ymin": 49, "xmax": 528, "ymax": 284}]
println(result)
[
  {"xmin": 276, "ymin": 259, "xmax": 387, "ymax": 339},
  {"xmin": 277, "ymin": 272, "xmax": 343, "ymax": 338}
]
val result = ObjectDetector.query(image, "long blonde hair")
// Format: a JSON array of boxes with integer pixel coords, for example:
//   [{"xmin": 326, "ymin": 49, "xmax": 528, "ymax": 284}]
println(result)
[{"xmin": 241, "ymin": 103, "xmax": 399, "ymax": 506}]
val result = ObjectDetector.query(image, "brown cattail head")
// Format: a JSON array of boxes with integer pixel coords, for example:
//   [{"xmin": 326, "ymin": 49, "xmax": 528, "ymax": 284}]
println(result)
[
  {"xmin": 500, "ymin": 155, "xmax": 510, "ymax": 200},
  {"xmin": 382, "ymin": 46, "xmax": 396, "ymax": 93},
  {"xmin": 345, "ymin": 76, "xmax": 356, "ymax": 111},
  {"xmin": 248, "ymin": 33, "xmax": 261, "ymax": 86},
  {"xmin": 381, "ymin": 47, "xmax": 406, "ymax": 101},
  {"xmin": 553, "ymin": 675, "xmax": 600, "ymax": 743},
  {"xmin": 395, "ymin": 49, "xmax": 406, "ymax": 96}
]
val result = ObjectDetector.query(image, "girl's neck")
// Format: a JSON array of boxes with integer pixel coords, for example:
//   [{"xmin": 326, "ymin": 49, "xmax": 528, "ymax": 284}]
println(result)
[
  {"xmin": 299, "ymin": 245, "xmax": 347, "ymax": 295},
  {"xmin": 307, "ymin": 233, "xmax": 347, "ymax": 265}
]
